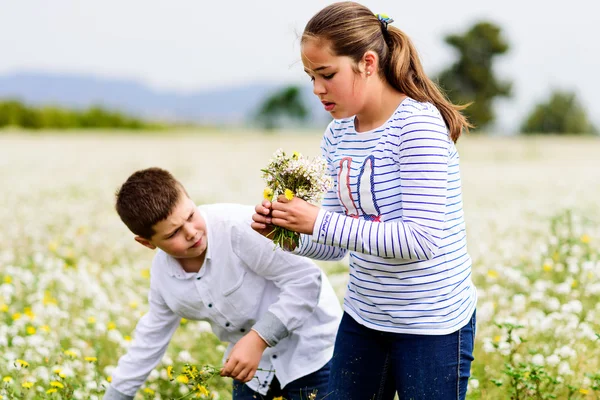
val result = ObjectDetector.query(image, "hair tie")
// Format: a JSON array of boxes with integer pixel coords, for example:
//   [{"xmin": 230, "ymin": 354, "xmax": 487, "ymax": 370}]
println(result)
[{"xmin": 375, "ymin": 13, "xmax": 394, "ymax": 30}]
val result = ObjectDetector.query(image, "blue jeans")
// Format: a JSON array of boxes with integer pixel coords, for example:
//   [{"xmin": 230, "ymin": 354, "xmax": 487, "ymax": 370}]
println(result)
[
  {"xmin": 327, "ymin": 311, "xmax": 476, "ymax": 400},
  {"xmin": 232, "ymin": 360, "xmax": 331, "ymax": 400}
]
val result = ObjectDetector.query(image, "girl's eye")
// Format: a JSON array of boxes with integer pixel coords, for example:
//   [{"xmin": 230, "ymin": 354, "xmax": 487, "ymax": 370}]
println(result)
[
  {"xmin": 309, "ymin": 76, "xmax": 315, "ymax": 82},
  {"xmin": 323, "ymin": 73, "xmax": 335, "ymax": 80}
]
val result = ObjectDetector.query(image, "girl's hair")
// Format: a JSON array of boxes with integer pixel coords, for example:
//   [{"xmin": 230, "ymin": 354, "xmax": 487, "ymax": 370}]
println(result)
[{"xmin": 302, "ymin": 1, "xmax": 472, "ymax": 142}]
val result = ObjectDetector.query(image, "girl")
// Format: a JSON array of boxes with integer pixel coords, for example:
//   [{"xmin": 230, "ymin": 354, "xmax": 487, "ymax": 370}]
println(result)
[{"xmin": 252, "ymin": 2, "xmax": 476, "ymax": 399}]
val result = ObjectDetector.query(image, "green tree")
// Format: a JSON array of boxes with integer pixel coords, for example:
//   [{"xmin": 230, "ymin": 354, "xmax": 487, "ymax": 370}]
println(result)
[
  {"xmin": 256, "ymin": 86, "xmax": 309, "ymax": 130},
  {"xmin": 437, "ymin": 21, "xmax": 512, "ymax": 130},
  {"xmin": 521, "ymin": 90, "xmax": 596, "ymax": 134}
]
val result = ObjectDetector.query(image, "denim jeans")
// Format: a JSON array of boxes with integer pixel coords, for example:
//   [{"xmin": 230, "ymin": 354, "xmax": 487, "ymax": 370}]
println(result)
[
  {"xmin": 232, "ymin": 360, "xmax": 331, "ymax": 400},
  {"xmin": 327, "ymin": 310, "xmax": 476, "ymax": 400}
]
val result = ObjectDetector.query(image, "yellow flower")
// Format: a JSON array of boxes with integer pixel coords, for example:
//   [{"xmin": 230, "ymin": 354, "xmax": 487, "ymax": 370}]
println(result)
[
  {"xmin": 572, "ymin": 280, "xmax": 578, "ymax": 288},
  {"xmin": 12, "ymin": 313, "xmax": 21, "ymax": 321},
  {"xmin": 284, "ymin": 189, "xmax": 294, "ymax": 200},
  {"xmin": 22, "ymin": 381, "xmax": 34, "ymax": 389},
  {"xmin": 64, "ymin": 350, "xmax": 77, "ymax": 358},
  {"xmin": 581, "ymin": 234, "xmax": 590, "ymax": 244},
  {"xmin": 84, "ymin": 357, "xmax": 97, "ymax": 362},
  {"xmin": 46, "ymin": 388, "xmax": 57, "ymax": 394},
  {"xmin": 493, "ymin": 335, "xmax": 502, "ymax": 343},
  {"xmin": 3, "ymin": 376, "xmax": 13, "ymax": 383},
  {"xmin": 15, "ymin": 359, "xmax": 29, "ymax": 368},
  {"xmin": 107, "ymin": 376, "xmax": 112, "ymax": 382},
  {"xmin": 50, "ymin": 381, "xmax": 64, "ymax": 388},
  {"xmin": 542, "ymin": 263, "xmax": 552, "ymax": 272},
  {"xmin": 141, "ymin": 269, "xmax": 150, "ymax": 279},
  {"xmin": 487, "ymin": 270, "xmax": 498, "ymax": 279},
  {"xmin": 124, "ymin": 335, "xmax": 132, "ymax": 341},
  {"xmin": 24, "ymin": 307, "xmax": 34, "ymax": 318},
  {"xmin": 107, "ymin": 321, "xmax": 116, "ymax": 330},
  {"xmin": 87, "ymin": 316, "xmax": 96, "ymax": 324},
  {"xmin": 292, "ymin": 151, "xmax": 300, "ymax": 159},
  {"xmin": 143, "ymin": 388, "xmax": 155, "ymax": 395},
  {"xmin": 129, "ymin": 301, "xmax": 138, "ymax": 309},
  {"xmin": 181, "ymin": 318, "xmax": 188, "ymax": 324},
  {"xmin": 196, "ymin": 385, "xmax": 209, "ymax": 396},
  {"xmin": 167, "ymin": 366, "xmax": 174, "ymax": 380},
  {"xmin": 263, "ymin": 187, "xmax": 274, "ymax": 201},
  {"xmin": 26, "ymin": 326, "xmax": 36, "ymax": 335},
  {"xmin": 580, "ymin": 388, "xmax": 589, "ymax": 394},
  {"xmin": 3, "ymin": 276, "xmax": 11, "ymax": 284},
  {"xmin": 0, "ymin": 304, "xmax": 7, "ymax": 312},
  {"xmin": 176, "ymin": 375, "xmax": 189, "ymax": 384}
]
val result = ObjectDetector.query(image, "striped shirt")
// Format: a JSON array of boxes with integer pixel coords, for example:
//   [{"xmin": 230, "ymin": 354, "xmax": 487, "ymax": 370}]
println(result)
[{"xmin": 295, "ymin": 97, "xmax": 477, "ymax": 335}]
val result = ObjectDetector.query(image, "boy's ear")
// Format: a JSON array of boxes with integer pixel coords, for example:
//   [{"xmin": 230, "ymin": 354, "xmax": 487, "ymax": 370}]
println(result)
[{"xmin": 135, "ymin": 236, "xmax": 157, "ymax": 250}]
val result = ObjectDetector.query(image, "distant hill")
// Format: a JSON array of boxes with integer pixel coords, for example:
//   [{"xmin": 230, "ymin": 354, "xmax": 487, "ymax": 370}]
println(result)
[{"xmin": 0, "ymin": 72, "xmax": 327, "ymax": 126}]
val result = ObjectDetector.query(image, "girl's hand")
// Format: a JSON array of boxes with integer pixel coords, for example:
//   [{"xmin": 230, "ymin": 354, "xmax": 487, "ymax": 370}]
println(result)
[
  {"xmin": 270, "ymin": 196, "xmax": 320, "ymax": 235},
  {"xmin": 251, "ymin": 200, "xmax": 275, "ymax": 238}
]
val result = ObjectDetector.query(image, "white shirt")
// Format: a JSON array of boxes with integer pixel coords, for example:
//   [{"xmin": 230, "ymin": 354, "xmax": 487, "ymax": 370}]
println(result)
[{"xmin": 108, "ymin": 204, "xmax": 342, "ymax": 397}]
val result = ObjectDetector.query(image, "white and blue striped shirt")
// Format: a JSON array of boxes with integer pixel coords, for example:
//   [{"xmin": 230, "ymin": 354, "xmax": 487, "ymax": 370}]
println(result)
[{"xmin": 295, "ymin": 98, "xmax": 477, "ymax": 335}]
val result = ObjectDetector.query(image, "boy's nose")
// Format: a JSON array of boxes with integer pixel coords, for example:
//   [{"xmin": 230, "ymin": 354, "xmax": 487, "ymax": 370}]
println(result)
[{"xmin": 184, "ymin": 225, "xmax": 196, "ymax": 240}]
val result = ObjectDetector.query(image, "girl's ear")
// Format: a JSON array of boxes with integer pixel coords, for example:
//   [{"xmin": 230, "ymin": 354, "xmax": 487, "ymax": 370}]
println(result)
[{"xmin": 362, "ymin": 51, "xmax": 378, "ymax": 76}]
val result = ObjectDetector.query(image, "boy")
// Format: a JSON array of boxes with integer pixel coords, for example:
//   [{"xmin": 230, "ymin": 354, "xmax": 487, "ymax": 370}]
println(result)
[{"xmin": 104, "ymin": 167, "xmax": 342, "ymax": 400}]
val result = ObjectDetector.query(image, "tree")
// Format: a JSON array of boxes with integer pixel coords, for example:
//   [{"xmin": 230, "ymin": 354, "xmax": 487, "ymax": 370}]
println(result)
[
  {"xmin": 255, "ymin": 86, "xmax": 309, "ymax": 130},
  {"xmin": 437, "ymin": 22, "xmax": 511, "ymax": 130},
  {"xmin": 521, "ymin": 91, "xmax": 596, "ymax": 134}
]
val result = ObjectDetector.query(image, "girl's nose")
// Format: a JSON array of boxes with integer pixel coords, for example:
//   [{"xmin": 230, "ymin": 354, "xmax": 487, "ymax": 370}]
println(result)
[{"xmin": 313, "ymin": 80, "xmax": 326, "ymax": 96}]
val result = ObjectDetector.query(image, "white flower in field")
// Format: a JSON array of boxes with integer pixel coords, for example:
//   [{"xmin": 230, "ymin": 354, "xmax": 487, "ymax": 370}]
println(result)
[
  {"xmin": 86, "ymin": 380, "xmax": 98, "ymax": 390},
  {"xmin": 558, "ymin": 361, "xmax": 573, "ymax": 376},
  {"xmin": 33, "ymin": 366, "xmax": 49, "ymax": 381},
  {"xmin": 512, "ymin": 294, "xmax": 527, "ymax": 313},
  {"xmin": 179, "ymin": 384, "xmax": 190, "ymax": 394},
  {"xmin": 546, "ymin": 354, "xmax": 560, "ymax": 366},
  {"xmin": 177, "ymin": 350, "xmax": 192, "ymax": 362},
  {"xmin": 498, "ymin": 341, "xmax": 511, "ymax": 356},
  {"xmin": 562, "ymin": 300, "xmax": 583, "ymax": 315},
  {"xmin": 161, "ymin": 355, "xmax": 173, "ymax": 366},
  {"xmin": 546, "ymin": 297, "xmax": 561, "ymax": 312},
  {"xmin": 531, "ymin": 354, "xmax": 545, "ymax": 366},
  {"xmin": 557, "ymin": 345, "xmax": 576, "ymax": 359},
  {"xmin": 567, "ymin": 262, "xmax": 579, "ymax": 274},
  {"xmin": 148, "ymin": 369, "xmax": 159, "ymax": 381},
  {"xmin": 11, "ymin": 335, "xmax": 25, "ymax": 347},
  {"xmin": 469, "ymin": 378, "xmax": 479, "ymax": 390}
]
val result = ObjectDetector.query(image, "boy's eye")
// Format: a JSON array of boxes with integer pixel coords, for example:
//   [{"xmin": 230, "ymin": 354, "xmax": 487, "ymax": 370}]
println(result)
[
  {"xmin": 188, "ymin": 212, "xmax": 194, "ymax": 221},
  {"xmin": 168, "ymin": 229, "xmax": 179, "ymax": 239}
]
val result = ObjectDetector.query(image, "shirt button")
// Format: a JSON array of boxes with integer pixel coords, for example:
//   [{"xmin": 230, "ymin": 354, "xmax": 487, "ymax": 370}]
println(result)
[
  {"xmin": 225, "ymin": 322, "xmax": 230, "ymax": 327},
  {"xmin": 240, "ymin": 328, "xmax": 246, "ymax": 333},
  {"xmin": 196, "ymin": 276, "xmax": 201, "ymax": 280},
  {"xmin": 272, "ymin": 354, "xmax": 278, "ymax": 359},
  {"xmin": 208, "ymin": 303, "xmax": 213, "ymax": 308}
]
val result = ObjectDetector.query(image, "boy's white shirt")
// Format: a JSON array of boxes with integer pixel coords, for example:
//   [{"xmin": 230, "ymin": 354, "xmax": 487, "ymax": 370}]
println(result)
[{"xmin": 108, "ymin": 204, "xmax": 342, "ymax": 397}]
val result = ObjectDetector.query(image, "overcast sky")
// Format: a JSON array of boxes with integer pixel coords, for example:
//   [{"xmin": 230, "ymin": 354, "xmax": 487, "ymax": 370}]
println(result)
[{"xmin": 1, "ymin": 0, "xmax": 598, "ymax": 131}]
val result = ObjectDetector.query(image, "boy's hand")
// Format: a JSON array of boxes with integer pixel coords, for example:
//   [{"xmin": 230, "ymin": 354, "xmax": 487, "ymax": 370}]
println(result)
[{"xmin": 220, "ymin": 329, "xmax": 268, "ymax": 383}]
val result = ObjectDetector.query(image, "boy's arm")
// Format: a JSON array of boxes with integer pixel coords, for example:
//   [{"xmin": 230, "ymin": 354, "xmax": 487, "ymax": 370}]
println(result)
[
  {"xmin": 104, "ymin": 287, "xmax": 181, "ymax": 399},
  {"xmin": 232, "ymin": 222, "xmax": 325, "ymax": 347}
]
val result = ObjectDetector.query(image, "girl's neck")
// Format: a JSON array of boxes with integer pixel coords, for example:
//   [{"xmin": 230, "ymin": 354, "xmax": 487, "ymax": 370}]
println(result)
[{"xmin": 355, "ymin": 82, "xmax": 406, "ymax": 133}]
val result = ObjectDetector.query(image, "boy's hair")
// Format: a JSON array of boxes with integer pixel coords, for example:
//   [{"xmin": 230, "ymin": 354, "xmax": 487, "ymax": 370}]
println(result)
[
  {"xmin": 302, "ymin": 1, "xmax": 472, "ymax": 142},
  {"xmin": 115, "ymin": 167, "xmax": 188, "ymax": 239}
]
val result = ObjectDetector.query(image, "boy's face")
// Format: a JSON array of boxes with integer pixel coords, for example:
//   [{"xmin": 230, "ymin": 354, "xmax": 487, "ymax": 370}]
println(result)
[{"xmin": 135, "ymin": 193, "xmax": 207, "ymax": 260}]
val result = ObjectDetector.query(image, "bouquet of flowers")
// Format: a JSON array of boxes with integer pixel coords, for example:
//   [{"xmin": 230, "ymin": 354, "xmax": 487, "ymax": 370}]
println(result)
[{"xmin": 261, "ymin": 149, "xmax": 332, "ymax": 249}]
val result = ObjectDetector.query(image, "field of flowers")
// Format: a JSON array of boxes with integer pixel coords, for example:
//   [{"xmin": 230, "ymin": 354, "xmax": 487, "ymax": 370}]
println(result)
[{"xmin": 1, "ymin": 130, "xmax": 599, "ymax": 399}]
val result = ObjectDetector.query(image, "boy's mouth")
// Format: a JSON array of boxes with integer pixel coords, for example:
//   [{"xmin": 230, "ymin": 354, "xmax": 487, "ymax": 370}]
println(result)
[{"xmin": 191, "ymin": 237, "xmax": 202, "ymax": 249}]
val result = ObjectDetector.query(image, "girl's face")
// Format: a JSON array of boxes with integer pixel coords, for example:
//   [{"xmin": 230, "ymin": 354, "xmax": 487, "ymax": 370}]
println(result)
[{"xmin": 301, "ymin": 38, "xmax": 368, "ymax": 119}]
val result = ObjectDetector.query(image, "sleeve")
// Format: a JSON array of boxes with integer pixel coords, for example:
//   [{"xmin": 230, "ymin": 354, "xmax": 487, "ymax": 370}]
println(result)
[
  {"xmin": 311, "ymin": 113, "xmax": 450, "ymax": 261},
  {"xmin": 232, "ymin": 222, "xmax": 324, "ymax": 347},
  {"xmin": 292, "ymin": 126, "xmax": 348, "ymax": 261},
  {"xmin": 107, "ymin": 285, "xmax": 181, "ymax": 397}
]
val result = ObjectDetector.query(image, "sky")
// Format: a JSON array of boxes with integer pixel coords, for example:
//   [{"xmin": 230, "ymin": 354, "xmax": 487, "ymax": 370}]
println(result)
[{"xmin": 0, "ymin": 0, "xmax": 599, "ymax": 132}]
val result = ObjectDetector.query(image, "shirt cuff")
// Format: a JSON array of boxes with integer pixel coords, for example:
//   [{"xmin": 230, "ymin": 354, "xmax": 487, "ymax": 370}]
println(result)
[
  {"xmin": 312, "ymin": 208, "xmax": 332, "ymax": 243},
  {"xmin": 251, "ymin": 311, "xmax": 289, "ymax": 347},
  {"xmin": 103, "ymin": 385, "xmax": 134, "ymax": 400}
]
